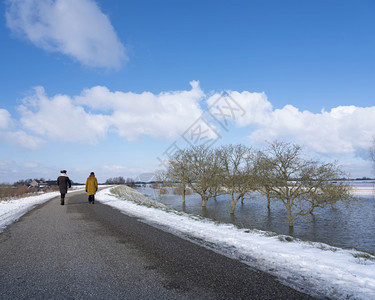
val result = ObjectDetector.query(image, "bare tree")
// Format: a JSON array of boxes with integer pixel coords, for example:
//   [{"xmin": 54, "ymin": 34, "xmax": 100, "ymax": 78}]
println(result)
[
  {"xmin": 125, "ymin": 178, "xmax": 135, "ymax": 187},
  {"xmin": 154, "ymin": 169, "xmax": 169, "ymax": 196},
  {"xmin": 259, "ymin": 140, "xmax": 352, "ymax": 229},
  {"xmin": 218, "ymin": 144, "xmax": 256, "ymax": 214},
  {"xmin": 155, "ymin": 169, "xmax": 167, "ymax": 184},
  {"xmin": 105, "ymin": 176, "xmax": 125, "ymax": 184},
  {"xmin": 166, "ymin": 150, "xmax": 191, "ymax": 204},
  {"xmin": 210, "ymin": 148, "xmax": 226, "ymax": 201},
  {"xmin": 254, "ymin": 151, "xmax": 275, "ymax": 211},
  {"xmin": 14, "ymin": 178, "xmax": 32, "ymax": 186},
  {"xmin": 180, "ymin": 145, "xmax": 220, "ymax": 207}
]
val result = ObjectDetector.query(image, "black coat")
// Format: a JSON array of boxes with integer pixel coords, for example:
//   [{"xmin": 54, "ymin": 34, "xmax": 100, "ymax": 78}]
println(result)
[{"xmin": 57, "ymin": 175, "xmax": 71, "ymax": 194}]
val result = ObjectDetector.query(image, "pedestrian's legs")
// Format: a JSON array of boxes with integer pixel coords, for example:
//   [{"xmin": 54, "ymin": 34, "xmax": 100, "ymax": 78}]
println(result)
[{"xmin": 60, "ymin": 193, "xmax": 65, "ymax": 205}]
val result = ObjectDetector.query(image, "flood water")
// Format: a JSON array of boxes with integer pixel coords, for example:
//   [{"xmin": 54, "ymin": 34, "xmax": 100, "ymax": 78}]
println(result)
[{"xmin": 138, "ymin": 180, "xmax": 375, "ymax": 254}]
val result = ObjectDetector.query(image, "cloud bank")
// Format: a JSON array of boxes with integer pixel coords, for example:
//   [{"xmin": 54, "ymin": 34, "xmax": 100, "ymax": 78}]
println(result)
[
  {"xmin": 0, "ymin": 108, "xmax": 44, "ymax": 150},
  {"xmin": 1, "ymin": 82, "xmax": 374, "ymax": 158},
  {"xmin": 75, "ymin": 81, "xmax": 205, "ymax": 140},
  {"xmin": 208, "ymin": 91, "xmax": 375, "ymax": 155},
  {"xmin": 9, "ymin": 81, "xmax": 204, "ymax": 147},
  {"xmin": 5, "ymin": 0, "xmax": 126, "ymax": 69},
  {"xmin": 0, "ymin": 109, "xmax": 11, "ymax": 129}
]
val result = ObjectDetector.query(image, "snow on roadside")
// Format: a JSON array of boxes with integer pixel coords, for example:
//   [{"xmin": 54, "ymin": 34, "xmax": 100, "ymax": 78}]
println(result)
[
  {"xmin": 0, "ymin": 186, "xmax": 85, "ymax": 233},
  {"xmin": 109, "ymin": 185, "xmax": 168, "ymax": 209},
  {"xmin": 0, "ymin": 192, "xmax": 60, "ymax": 233},
  {"xmin": 97, "ymin": 186, "xmax": 375, "ymax": 300}
]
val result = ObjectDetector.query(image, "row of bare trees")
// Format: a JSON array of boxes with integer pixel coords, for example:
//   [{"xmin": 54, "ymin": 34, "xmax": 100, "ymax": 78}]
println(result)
[
  {"xmin": 164, "ymin": 141, "xmax": 353, "ymax": 228},
  {"xmin": 105, "ymin": 176, "xmax": 135, "ymax": 187}
]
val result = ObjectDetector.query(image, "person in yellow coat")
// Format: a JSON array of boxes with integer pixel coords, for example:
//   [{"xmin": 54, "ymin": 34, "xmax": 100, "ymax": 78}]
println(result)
[{"xmin": 85, "ymin": 172, "xmax": 98, "ymax": 204}]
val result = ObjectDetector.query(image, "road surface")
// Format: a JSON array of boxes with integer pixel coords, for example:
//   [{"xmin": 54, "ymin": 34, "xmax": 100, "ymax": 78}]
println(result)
[{"xmin": 0, "ymin": 190, "xmax": 315, "ymax": 299}]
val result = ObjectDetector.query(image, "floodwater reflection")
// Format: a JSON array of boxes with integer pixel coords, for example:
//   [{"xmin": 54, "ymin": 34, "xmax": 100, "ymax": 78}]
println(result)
[{"xmin": 138, "ymin": 186, "xmax": 375, "ymax": 254}]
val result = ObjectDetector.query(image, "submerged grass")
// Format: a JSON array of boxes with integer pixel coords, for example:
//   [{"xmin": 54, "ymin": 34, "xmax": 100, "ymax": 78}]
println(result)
[{"xmin": 352, "ymin": 252, "xmax": 375, "ymax": 264}]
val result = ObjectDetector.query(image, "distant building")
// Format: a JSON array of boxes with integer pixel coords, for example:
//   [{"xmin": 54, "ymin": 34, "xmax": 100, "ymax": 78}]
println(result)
[
  {"xmin": 29, "ymin": 180, "xmax": 39, "ymax": 188},
  {"xmin": 28, "ymin": 180, "xmax": 48, "ymax": 189}
]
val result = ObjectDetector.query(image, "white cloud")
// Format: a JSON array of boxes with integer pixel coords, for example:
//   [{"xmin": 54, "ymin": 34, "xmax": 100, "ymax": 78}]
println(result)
[
  {"xmin": 3, "ymin": 131, "xmax": 45, "ymax": 150},
  {"xmin": 75, "ymin": 80, "xmax": 205, "ymax": 140},
  {"xmin": 208, "ymin": 90, "xmax": 375, "ymax": 155},
  {"xmin": 0, "ymin": 159, "xmax": 14, "ymax": 168},
  {"xmin": 22, "ymin": 162, "xmax": 39, "ymax": 168},
  {"xmin": 5, "ymin": 0, "xmax": 126, "ymax": 69},
  {"xmin": 0, "ymin": 160, "xmax": 16, "ymax": 183},
  {"xmin": 16, "ymin": 81, "xmax": 205, "ymax": 144},
  {"xmin": 2, "ymin": 84, "xmax": 375, "ymax": 180},
  {"xmin": 0, "ymin": 159, "xmax": 56, "ymax": 183},
  {"xmin": 209, "ymin": 91, "xmax": 273, "ymax": 126},
  {"xmin": 102, "ymin": 165, "xmax": 129, "ymax": 172},
  {"xmin": 100, "ymin": 165, "xmax": 147, "ymax": 178},
  {"xmin": 0, "ymin": 109, "xmax": 44, "ymax": 150},
  {"xmin": 18, "ymin": 86, "xmax": 110, "ymax": 144},
  {"xmin": 0, "ymin": 109, "xmax": 12, "ymax": 129},
  {"xmin": 3, "ymin": 83, "xmax": 375, "ymax": 172}
]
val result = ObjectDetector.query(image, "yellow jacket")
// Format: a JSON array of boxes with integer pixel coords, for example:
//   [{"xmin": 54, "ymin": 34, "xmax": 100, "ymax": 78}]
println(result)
[{"xmin": 85, "ymin": 175, "xmax": 98, "ymax": 195}]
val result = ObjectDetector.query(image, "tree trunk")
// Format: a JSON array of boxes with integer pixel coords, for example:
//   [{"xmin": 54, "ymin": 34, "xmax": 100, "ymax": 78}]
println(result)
[
  {"xmin": 182, "ymin": 186, "xmax": 186, "ymax": 204},
  {"xmin": 202, "ymin": 196, "xmax": 208, "ymax": 207},
  {"xmin": 286, "ymin": 205, "xmax": 294, "ymax": 228},
  {"xmin": 201, "ymin": 206, "xmax": 208, "ymax": 217},
  {"xmin": 230, "ymin": 192, "xmax": 236, "ymax": 214},
  {"xmin": 230, "ymin": 193, "xmax": 243, "ymax": 214},
  {"xmin": 288, "ymin": 225, "xmax": 294, "ymax": 235}
]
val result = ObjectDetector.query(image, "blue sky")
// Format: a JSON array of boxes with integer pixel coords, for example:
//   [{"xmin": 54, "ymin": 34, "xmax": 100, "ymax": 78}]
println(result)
[{"xmin": 0, "ymin": 0, "xmax": 374, "ymax": 183}]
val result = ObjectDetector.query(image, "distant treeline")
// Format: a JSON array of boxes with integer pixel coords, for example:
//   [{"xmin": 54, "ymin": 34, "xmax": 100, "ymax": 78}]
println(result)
[{"xmin": 104, "ymin": 176, "xmax": 135, "ymax": 187}]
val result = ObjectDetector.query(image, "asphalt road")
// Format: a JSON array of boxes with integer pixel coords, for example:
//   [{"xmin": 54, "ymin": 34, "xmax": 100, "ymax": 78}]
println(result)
[{"xmin": 0, "ymin": 190, "xmax": 315, "ymax": 299}]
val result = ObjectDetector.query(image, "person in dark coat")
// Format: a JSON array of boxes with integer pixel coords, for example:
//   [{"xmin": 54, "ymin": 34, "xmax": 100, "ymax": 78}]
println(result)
[
  {"xmin": 57, "ymin": 170, "xmax": 71, "ymax": 205},
  {"xmin": 85, "ymin": 172, "xmax": 98, "ymax": 204}
]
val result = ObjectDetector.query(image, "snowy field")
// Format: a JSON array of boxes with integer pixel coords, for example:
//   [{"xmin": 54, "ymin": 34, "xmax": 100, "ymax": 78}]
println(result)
[{"xmin": 0, "ymin": 185, "xmax": 374, "ymax": 299}]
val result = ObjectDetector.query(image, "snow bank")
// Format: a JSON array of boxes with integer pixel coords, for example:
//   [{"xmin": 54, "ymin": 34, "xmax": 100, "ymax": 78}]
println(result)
[
  {"xmin": 0, "ymin": 192, "xmax": 60, "ymax": 232},
  {"xmin": 0, "ymin": 186, "xmax": 86, "ymax": 233},
  {"xmin": 109, "ymin": 185, "xmax": 168, "ymax": 209},
  {"xmin": 97, "ymin": 186, "xmax": 375, "ymax": 300}
]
